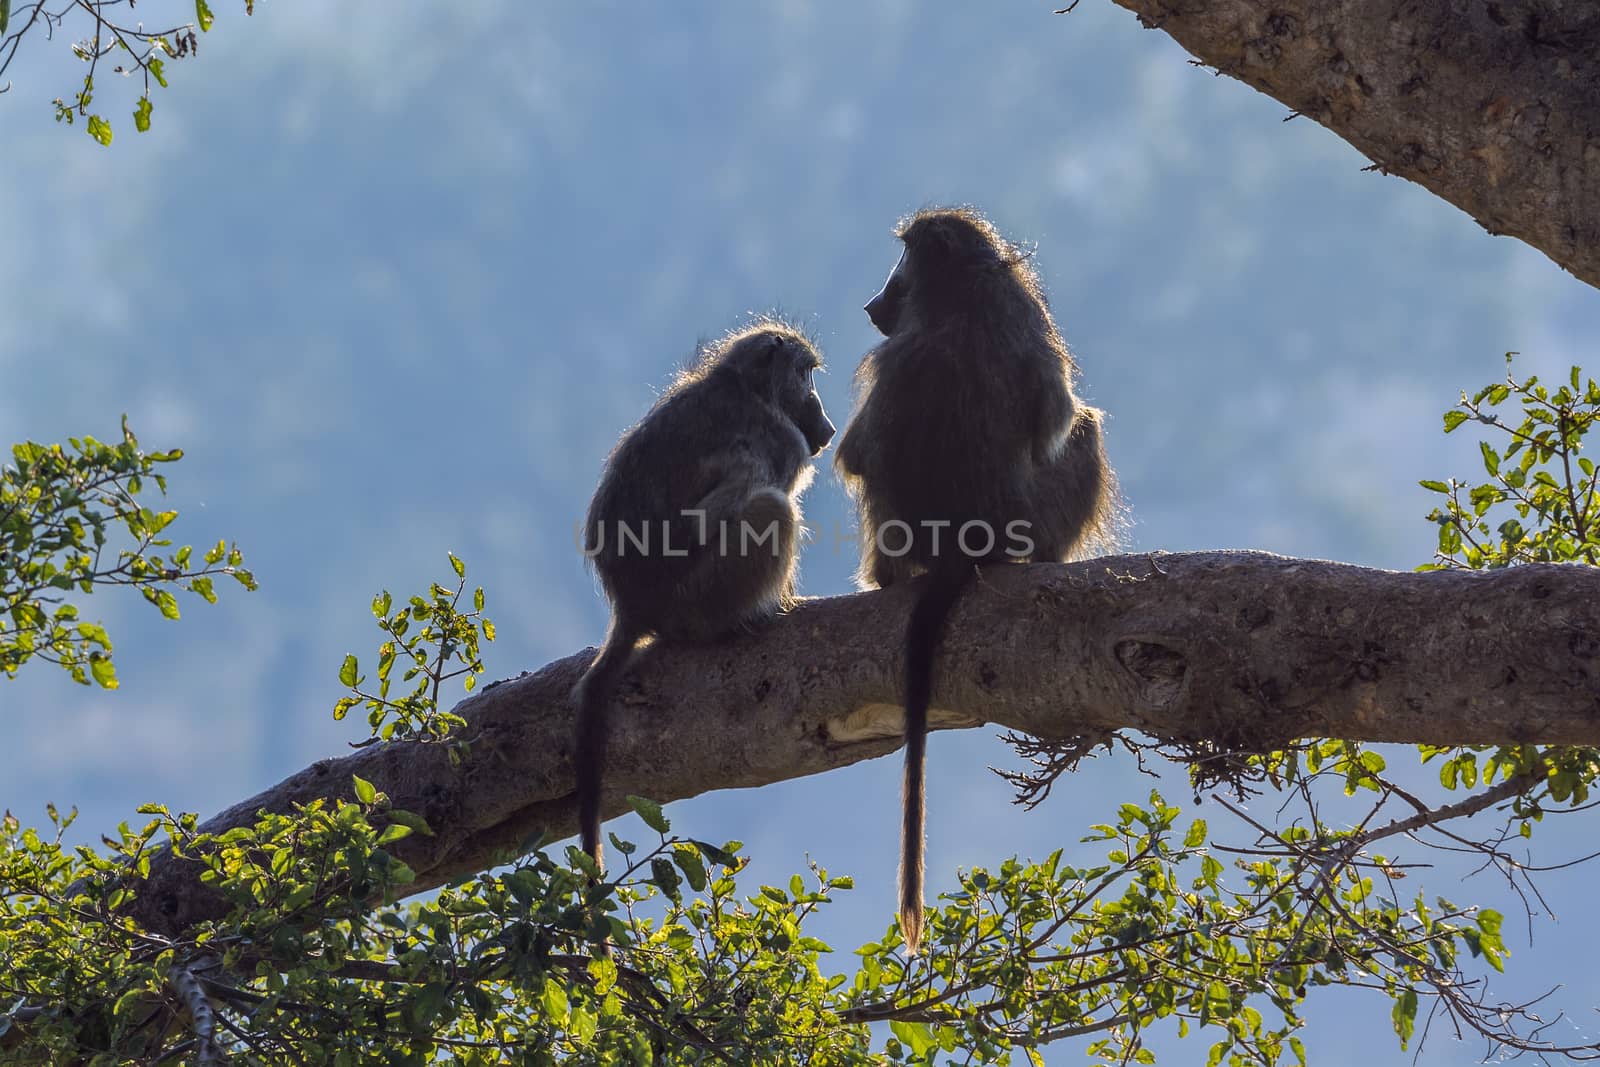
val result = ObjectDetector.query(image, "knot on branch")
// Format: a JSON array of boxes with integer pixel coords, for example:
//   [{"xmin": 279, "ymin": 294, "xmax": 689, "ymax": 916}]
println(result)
[{"xmin": 1113, "ymin": 637, "xmax": 1188, "ymax": 709}]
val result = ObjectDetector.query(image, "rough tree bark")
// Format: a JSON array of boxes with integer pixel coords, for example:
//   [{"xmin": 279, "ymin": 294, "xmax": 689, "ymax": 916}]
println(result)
[
  {"xmin": 1105, "ymin": 0, "xmax": 1600, "ymax": 289},
  {"xmin": 127, "ymin": 551, "xmax": 1600, "ymax": 937}
]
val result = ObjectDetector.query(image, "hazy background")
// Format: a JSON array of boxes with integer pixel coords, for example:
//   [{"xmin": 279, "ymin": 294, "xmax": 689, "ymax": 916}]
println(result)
[{"xmin": 4, "ymin": 2, "xmax": 1599, "ymax": 1061}]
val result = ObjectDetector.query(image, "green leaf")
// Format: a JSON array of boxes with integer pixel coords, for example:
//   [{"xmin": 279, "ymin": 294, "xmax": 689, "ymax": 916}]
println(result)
[
  {"xmin": 89, "ymin": 652, "xmax": 118, "ymax": 689},
  {"xmin": 86, "ymin": 115, "xmax": 112, "ymax": 145},
  {"xmin": 0, "ymin": 0, "xmax": 10, "ymax": 37},
  {"xmin": 690, "ymin": 839, "xmax": 739, "ymax": 868},
  {"xmin": 1442, "ymin": 410, "xmax": 1469, "ymax": 432},
  {"xmin": 412, "ymin": 982, "xmax": 449, "ymax": 1028},
  {"xmin": 388, "ymin": 809, "xmax": 435, "ymax": 836},
  {"xmin": 152, "ymin": 589, "xmax": 180, "ymax": 620},
  {"xmin": 1480, "ymin": 441, "xmax": 1501, "ymax": 476},
  {"xmin": 76, "ymin": 622, "xmax": 111, "ymax": 649},
  {"xmin": 339, "ymin": 654, "xmax": 359, "ymax": 687},
  {"xmin": 626, "ymin": 795, "xmax": 670, "ymax": 834},
  {"xmin": 567, "ymin": 845, "xmax": 601, "ymax": 881},
  {"xmin": 889, "ymin": 1020, "xmax": 938, "ymax": 1057},
  {"xmin": 588, "ymin": 955, "xmax": 618, "ymax": 996},
  {"xmin": 133, "ymin": 96, "xmax": 152, "ymax": 133},
  {"xmin": 540, "ymin": 978, "xmax": 570, "ymax": 1026},
  {"xmin": 113, "ymin": 987, "xmax": 151, "ymax": 1020},
  {"xmin": 503, "ymin": 868, "xmax": 540, "ymax": 906},
  {"xmin": 650, "ymin": 857, "xmax": 682, "ymax": 902},
  {"xmin": 672, "ymin": 843, "xmax": 708, "ymax": 892},
  {"xmin": 194, "ymin": 0, "xmax": 214, "ymax": 31},
  {"xmin": 1418, "ymin": 479, "xmax": 1450, "ymax": 493},
  {"xmin": 449, "ymin": 552, "xmax": 465, "ymax": 579},
  {"xmin": 352, "ymin": 775, "xmax": 377, "ymax": 805},
  {"xmin": 1391, "ymin": 987, "xmax": 1417, "ymax": 1048}
]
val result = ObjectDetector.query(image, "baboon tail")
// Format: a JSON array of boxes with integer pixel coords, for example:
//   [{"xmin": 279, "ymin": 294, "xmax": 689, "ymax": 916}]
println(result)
[
  {"xmin": 574, "ymin": 621, "xmax": 641, "ymax": 871},
  {"xmin": 899, "ymin": 563, "xmax": 973, "ymax": 957}
]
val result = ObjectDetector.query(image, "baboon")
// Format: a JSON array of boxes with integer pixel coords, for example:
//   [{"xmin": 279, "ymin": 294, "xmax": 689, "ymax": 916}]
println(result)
[
  {"xmin": 834, "ymin": 207, "xmax": 1117, "ymax": 955},
  {"xmin": 575, "ymin": 321, "xmax": 835, "ymax": 879}
]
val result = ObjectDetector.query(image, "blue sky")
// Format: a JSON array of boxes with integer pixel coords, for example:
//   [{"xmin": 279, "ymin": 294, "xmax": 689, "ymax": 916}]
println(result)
[{"xmin": 4, "ymin": 3, "xmax": 1600, "ymax": 1061}]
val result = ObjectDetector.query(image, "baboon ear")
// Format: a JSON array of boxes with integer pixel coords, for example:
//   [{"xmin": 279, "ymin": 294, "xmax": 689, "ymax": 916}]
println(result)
[{"xmin": 736, "ymin": 333, "xmax": 788, "ymax": 397}]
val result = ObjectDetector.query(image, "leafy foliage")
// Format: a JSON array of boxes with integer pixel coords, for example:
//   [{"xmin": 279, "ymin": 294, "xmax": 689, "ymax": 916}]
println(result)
[
  {"xmin": 0, "ymin": 417, "xmax": 254, "ymax": 688},
  {"xmin": 0, "ymin": 0, "xmax": 251, "ymax": 144},
  {"xmin": 1420, "ymin": 354, "xmax": 1600, "ymax": 568},
  {"xmin": 0, "ymin": 781, "xmax": 1535, "ymax": 1066},
  {"xmin": 334, "ymin": 553, "xmax": 496, "ymax": 745},
  {"xmin": 1412, "ymin": 355, "xmax": 1600, "ymax": 904}
]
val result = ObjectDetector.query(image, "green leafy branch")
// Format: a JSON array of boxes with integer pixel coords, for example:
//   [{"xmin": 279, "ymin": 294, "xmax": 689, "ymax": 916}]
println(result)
[
  {"xmin": 335, "ymin": 553, "xmax": 495, "ymax": 746},
  {"xmin": 0, "ymin": 417, "xmax": 255, "ymax": 689},
  {"xmin": 4, "ymin": 785, "xmax": 1564, "ymax": 1065},
  {"xmin": 990, "ymin": 356, "xmax": 1600, "ymax": 1063},
  {"xmin": 0, "ymin": 0, "xmax": 248, "ymax": 144},
  {"xmin": 1420, "ymin": 353, "xmax": 1600, "ymax": 569}
]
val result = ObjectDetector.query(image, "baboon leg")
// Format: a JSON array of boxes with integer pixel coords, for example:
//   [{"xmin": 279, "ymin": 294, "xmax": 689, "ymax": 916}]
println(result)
[
  {"xmin": 868, "ymin": 540, "xmax": 918, "ymax": 589},
  {"xmin": 737, "ymin": 487, "xmax": 800, "ymax": 612},
  {"xmin": 851, "ymin": 503, "xmax": 920, "ymax": 590},
  {"xmin": 665, "ymin": 486, "xmax": 796, "ymax": 638},
  {"xmin": 1029, "ymin": 406, "xmax": 1115, "ymax": 562}
]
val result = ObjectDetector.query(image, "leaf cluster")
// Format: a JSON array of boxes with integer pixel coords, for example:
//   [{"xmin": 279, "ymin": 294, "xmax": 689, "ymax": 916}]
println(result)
[
  {"xmin": 333, "ymin": 553, "xmax": 495, "ymax": 746},
  {"xmin": 1420, "ymin": 355, "xmax": 1600, "ymax": 568},
  {"xmin": 0, "ymin": 0, "xmax": 246, "ymax": 144},
  {"xmin": 1, "ymin": 786, "xmax": 1535, "ymax": 1066},
  {"xmin": 0, "ymin": 417, "xmax": 254, "ymax": 689}
]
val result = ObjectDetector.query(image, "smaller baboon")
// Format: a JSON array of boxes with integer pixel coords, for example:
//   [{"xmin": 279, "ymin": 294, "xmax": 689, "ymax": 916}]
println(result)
[
  {"xmin": 574, "ymin": 321, "xmax": 835, "ymax": 880},
  {"xmin": 835, "ymin": 208, "xmax": 1118, "ymax": 955}
]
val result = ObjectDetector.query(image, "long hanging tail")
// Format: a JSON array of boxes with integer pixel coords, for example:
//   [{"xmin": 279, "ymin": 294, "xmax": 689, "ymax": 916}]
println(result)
[
  {"xmin": 574, "ymin": 621, "xmax": 641, "ymax": 871},
  {"xmin": 899, "ymin": 563, "xmax": 974, "ymax": 956}
]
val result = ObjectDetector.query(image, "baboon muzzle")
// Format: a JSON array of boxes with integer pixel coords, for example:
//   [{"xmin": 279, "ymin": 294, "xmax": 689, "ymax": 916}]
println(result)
[
  {"xmin": 864, "ymin": 288, "xmax": 899, "ymax": 336},
  {"xmin": 807, "ymin": 411, "xmax": 836, "ymax": 455}
]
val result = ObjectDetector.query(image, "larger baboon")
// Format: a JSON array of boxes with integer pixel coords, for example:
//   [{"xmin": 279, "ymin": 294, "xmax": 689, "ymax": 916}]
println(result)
[
  {"xmin": 835, "ymin": 208, "xmax": 1118, "ymax": 955},
  {"xmin": 576, "ymin": 321, "xmax": 834, "ymax": 876}
]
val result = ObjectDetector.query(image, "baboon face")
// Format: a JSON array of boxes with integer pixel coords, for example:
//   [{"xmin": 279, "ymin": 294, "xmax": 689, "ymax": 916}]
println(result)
[
  {"xmin": 786, "ymin": 346, "xmax": 835, "ymax": 456},
  {"xmin": 730, "ymin": 329, "xmax": 834, "ymax": 456},
  {"xmin": 795, "ymin": 376, "xmax": 835, "ymax": 455},
  {"xmin": 864, "ymin": 251, "xmax": 908, "ymax": 337},
  {"xmin": 866, "ymin": 209, "xmax": 1020, "ymax": 338}
]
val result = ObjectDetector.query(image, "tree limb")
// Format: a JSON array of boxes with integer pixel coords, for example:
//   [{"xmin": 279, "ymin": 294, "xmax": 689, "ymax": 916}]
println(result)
[
  {"xmin": 1105, "ymin": 0, "xmax": 1600, "ymax": 289},
  {"xmin": 165, "ymin": 965, "xmax": 220, "ymax": 1067},
  {"xmin": 127, "ymin": 551, "xmax": 1600, "ymax": 936}
]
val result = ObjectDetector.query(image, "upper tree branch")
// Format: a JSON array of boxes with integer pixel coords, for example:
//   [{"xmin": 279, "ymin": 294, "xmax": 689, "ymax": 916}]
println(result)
[
  {"xmin": 1107, "ymin": 0, "xmax": 1600, "ymax": 289},
  {"xmin": 127, "ymin": 551, "xmax": 1600, "ymax": 936}
]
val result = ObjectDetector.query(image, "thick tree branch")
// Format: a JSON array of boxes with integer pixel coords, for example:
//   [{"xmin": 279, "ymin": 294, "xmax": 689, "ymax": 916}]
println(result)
[
  {"xmin": 1106, "ymin": 0, "xmax": 1600, "ymax": 289},
  {"xmin": 128, "ymin": 551, "xmax": 1600, "ymax": 936}
]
